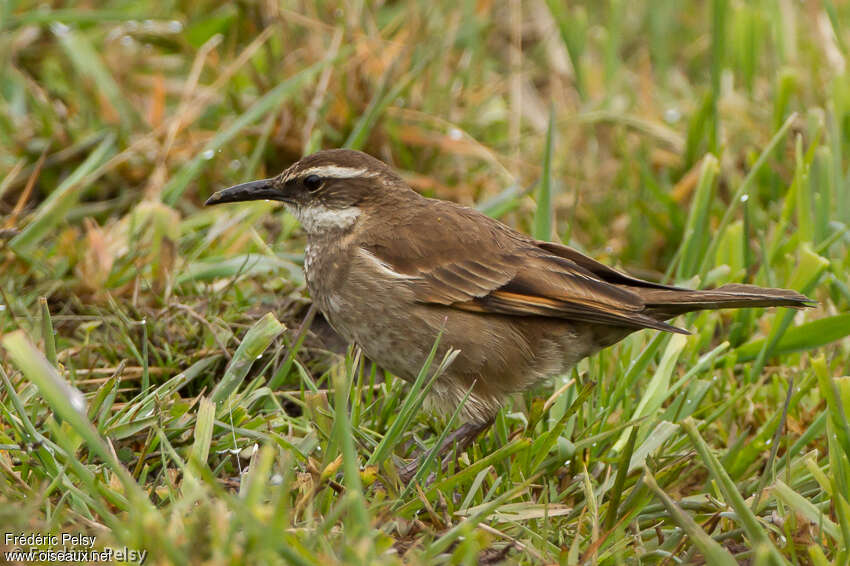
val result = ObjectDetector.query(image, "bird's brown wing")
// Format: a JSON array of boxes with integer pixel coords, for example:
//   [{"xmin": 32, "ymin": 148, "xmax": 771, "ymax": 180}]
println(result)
[
  {"xmin": 534, "ymin": 240, "xmax": 683, "ymax": 291},
  {"xmin": 360, "ymin": 201, "xmax": 686, "ymax": 333}
]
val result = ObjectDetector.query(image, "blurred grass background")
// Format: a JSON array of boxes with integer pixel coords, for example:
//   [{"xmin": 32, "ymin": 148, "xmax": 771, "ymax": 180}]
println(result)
[{"xmin": 1, "ymin": 0, "xmax": 850, "ymax": 564}]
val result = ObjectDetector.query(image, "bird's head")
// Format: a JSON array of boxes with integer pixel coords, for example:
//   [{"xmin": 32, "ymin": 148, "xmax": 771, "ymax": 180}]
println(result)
[{"xmin": 205, "ymin": 149, "xmax": 412, "ymax": 234}]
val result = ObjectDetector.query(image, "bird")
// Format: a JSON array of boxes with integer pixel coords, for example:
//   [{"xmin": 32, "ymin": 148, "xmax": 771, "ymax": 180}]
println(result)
[{"xmin": 206, "ymin": 149, "xmax": 812, "ymax": 469}]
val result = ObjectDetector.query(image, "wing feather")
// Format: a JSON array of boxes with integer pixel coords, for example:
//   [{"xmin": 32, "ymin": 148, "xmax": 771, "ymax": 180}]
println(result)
[{"xmin": 359, "ymin": 199, "xmax": 687, "ymax": 334}]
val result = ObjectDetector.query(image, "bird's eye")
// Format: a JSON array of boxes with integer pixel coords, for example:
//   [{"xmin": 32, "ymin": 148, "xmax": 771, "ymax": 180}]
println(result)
[{"xmin": 303, "ymin": 174, "xmax": 322, "ymax": 191}]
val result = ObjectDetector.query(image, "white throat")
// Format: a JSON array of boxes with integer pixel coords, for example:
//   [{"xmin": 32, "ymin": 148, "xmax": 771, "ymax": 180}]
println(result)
[{"xmin": 291, "ymin": 203, "xmax": 361, "ymax": 233}]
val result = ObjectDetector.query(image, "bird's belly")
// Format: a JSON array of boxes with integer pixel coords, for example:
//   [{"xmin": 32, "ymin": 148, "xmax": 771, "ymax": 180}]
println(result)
[
  {"xmin": 317, "ymin": 286, "xmax": 598, "ymax": 383},
  {"xmin": 316, "ymin": 284, "xmax": 433, "ymax": 382}
]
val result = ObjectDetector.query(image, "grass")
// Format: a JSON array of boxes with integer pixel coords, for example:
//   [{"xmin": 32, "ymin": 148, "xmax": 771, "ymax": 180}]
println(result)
[{"xmin": 1, "ymin": 0, "xmax": 850, "ymax": 563}]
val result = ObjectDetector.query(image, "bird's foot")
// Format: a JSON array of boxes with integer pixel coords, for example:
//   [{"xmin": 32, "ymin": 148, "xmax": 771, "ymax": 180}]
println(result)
[{"xmin": 396, "ymin": 419, "xmax": 494, "ymax": 485}]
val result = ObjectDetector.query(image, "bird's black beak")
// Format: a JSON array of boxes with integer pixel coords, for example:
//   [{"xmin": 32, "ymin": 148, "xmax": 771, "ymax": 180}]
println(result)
[{"xmin": 204, "ymin": 178, "xmax": 285, "ymax": 206}]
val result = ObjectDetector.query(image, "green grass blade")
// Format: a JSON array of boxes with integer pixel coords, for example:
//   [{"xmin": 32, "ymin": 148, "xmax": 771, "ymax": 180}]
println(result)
[
  {"xmin": 210, "ymin": 313, "xmax": 285, "ymax": 405},
  {"xmin": 331, "ymin": 364, "xmax": 370, "ymax": 537},
  {"xmin": 1, "ymin": 330, "xmax": 150, "ymax": 507},
  {"xmin": 366, "ymin": 329, "xmax": 454, "ymax": 467},
  {"xmin": 772, "ymin": 479, "xmax": 840, "ymax": 542},
  {"xmin": 189, "ymin": 397, "xmax": 215, "ymax": 470},
  {"xmin": 676, "ymin": 155, "xmax": 718, "ymax": 280},
  {"xmin": 748, "ymin": 243, "xmax": 828, "ymax": 381},
  {"xmin": 9, "ymin": 134, "xmax": 115, "ymax": 255},
  {"xmin": 613, "ymin": 333, "xmax": 686, "ymax": 451},
  {"xmin": 709, "ymin": 0, "xmax": 727, "ymax": 154},
  {"xmin": 533, "ymin": 108, "xmax": 555, "ymax": 241},
  {"xmin": 396, "ymin": 438, "xmax": 531, "ymax": 516},
  {"xmin": 545, "ymin": 1, "xmax": 587, "ymax": 100},
  {"xmin": 604, "ymin": 426, "xmax": 637, "ymax": 531},
  {"xmin": 681, "ymin": 418, "xmax": 786, "ymax": 562},
  {"xmin": 343, "ymin": 58, "xmax": 426, "ymax": 151},
  {"xmin": 735, "ymin": 313, "xmax": 850, "ymax": 362},
  {"xmin": 644, "ymin": 470, "xmax": 738, "ymax": 566},
  {"xmin": 53, "ymin": 25, "xmax": 139, "ymax": 128},
  {"xmin": 396, "ymin": 381, "xmax": 476, "ymax": 498},
  {"xmin": 698, "ymin": 113, "xmax": 797, "ymax": 280},
  {"xmin": 179, "ymin": 254, "xmax": 303, "ymax": 285},
  {"xmin": 38, "ymin": 297, "xmax": 56, "ymax": 366},
  {"xmin": 162, "ymin": 56, "xmax": 342, "ymax": 204}
]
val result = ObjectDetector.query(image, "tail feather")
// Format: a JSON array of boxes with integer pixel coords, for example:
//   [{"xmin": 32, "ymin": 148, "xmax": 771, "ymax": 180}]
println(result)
[{"xmin": 640, "ymin": 283, "xmax": 814, "ymax": 319}]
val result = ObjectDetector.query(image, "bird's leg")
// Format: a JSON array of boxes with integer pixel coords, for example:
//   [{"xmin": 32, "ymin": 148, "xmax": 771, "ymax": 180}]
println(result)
[
  {"xmin": 397, "ymin": 418, "xmax": 494, "ymax": 484},
  {"xmin": 439, "ymin": 419, "xmax": 494, "ymax": 465}
]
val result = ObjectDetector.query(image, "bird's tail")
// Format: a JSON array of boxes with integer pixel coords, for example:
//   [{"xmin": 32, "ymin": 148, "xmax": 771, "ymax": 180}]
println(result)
[{"xmin": 640, "ymin": 283, "xmax": 814, "ymax": 319}]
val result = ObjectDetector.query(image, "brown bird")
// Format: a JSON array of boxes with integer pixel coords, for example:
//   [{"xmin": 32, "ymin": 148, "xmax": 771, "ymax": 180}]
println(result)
[{"xmin": 206, "ymin": 149, "xmax": 812, "ymax": 466}]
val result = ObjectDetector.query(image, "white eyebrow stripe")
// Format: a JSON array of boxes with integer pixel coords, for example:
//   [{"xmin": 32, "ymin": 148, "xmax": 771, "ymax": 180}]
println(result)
[{"xmin": 298, "ymin": 165, "xmax": 377, "ymax": 179}]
